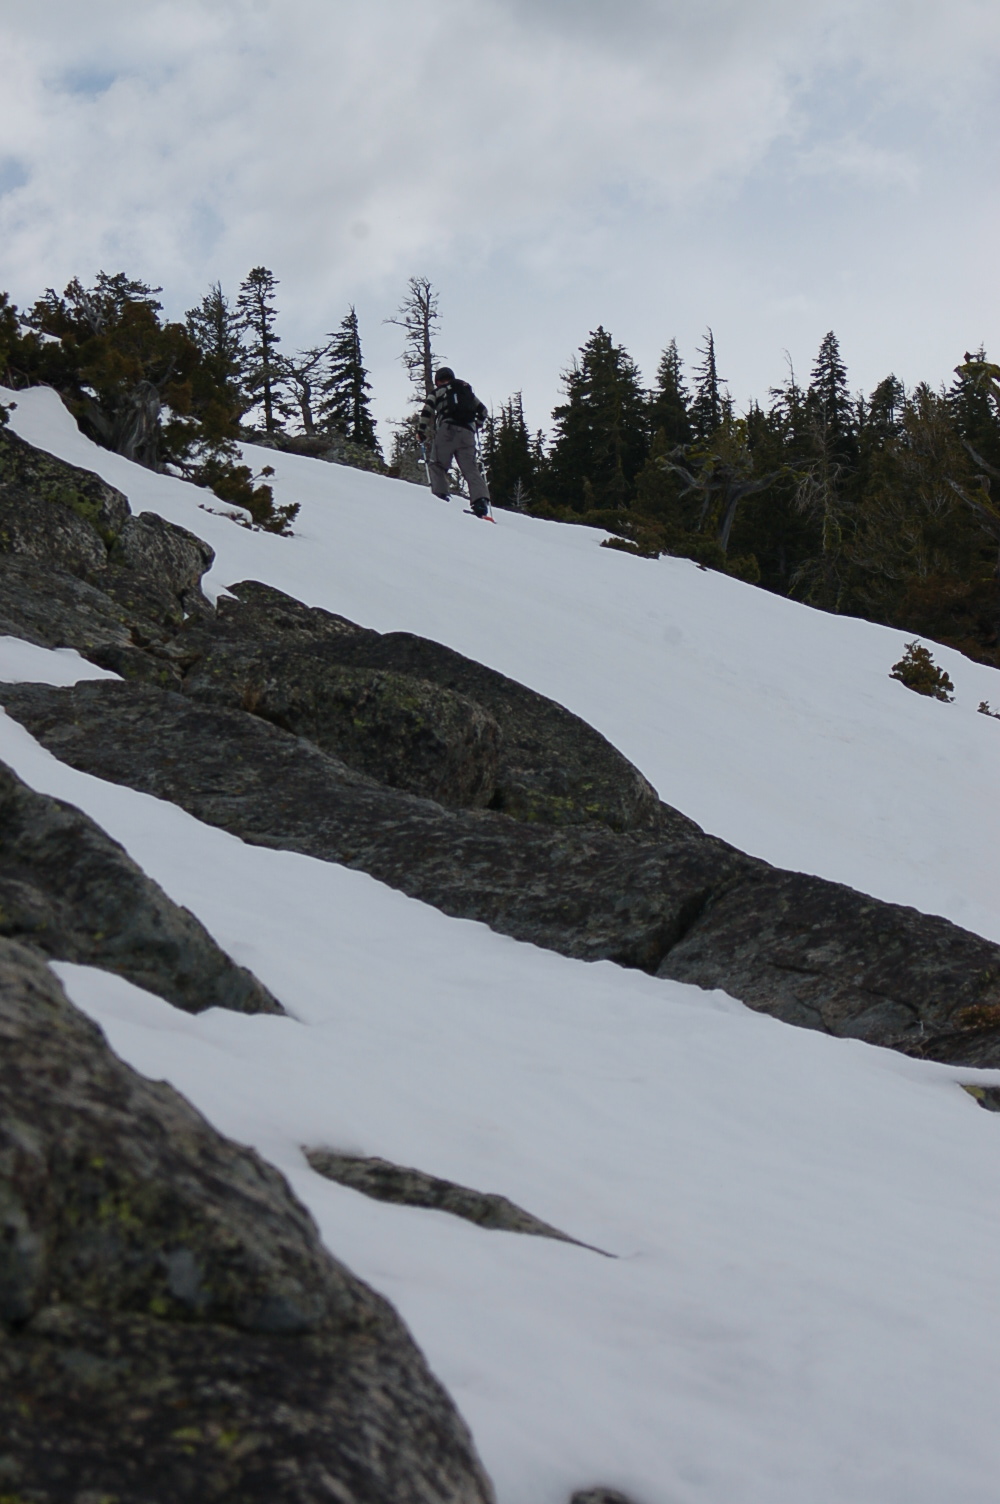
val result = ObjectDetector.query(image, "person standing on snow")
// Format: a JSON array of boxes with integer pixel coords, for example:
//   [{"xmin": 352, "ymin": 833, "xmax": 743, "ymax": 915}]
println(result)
[{"xmin": 417, "ymin": 367, "xmax": 492, "ymax": 518}]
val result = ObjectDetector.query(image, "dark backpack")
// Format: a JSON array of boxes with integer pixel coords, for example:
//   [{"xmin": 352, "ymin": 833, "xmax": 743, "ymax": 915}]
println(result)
[{"xmin": 442, "ymin": 379, "xmax": 482, "ymax": 429}]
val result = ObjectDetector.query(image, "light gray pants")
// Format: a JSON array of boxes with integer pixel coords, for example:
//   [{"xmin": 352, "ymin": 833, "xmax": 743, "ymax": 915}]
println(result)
[{"xmin": 428, "ymin": 422, "xmax": 490, "ymax": 504}]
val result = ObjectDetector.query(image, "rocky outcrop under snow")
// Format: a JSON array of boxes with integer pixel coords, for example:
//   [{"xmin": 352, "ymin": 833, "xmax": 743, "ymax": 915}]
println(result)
[{"xmin": 1, "ymin": 422, "xmax": 999, "ymax": 1066}]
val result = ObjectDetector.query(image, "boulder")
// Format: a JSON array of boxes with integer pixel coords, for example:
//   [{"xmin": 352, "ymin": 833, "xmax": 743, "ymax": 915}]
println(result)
[
  {"xmin": 111, "ymin": 511, "xmax": 214, "ymax": 597},
  {"xmin": 0, "ymin": 940, "xmax": 495, "ymax": 1503},
  {"xmin": 0, "ymin": 423, "xmax": 130, "ymax": 540},
  {"xmin": 103, "ymin": 511, "xmax": 216, "ymax": 630},
  {"xmin": 190, "ymin": 581, "xmax": 665, "ymax": 834},
  {"xmin": 184, "ymin": 641, "xmax": 501, "ymax": 807},
  {"xmin": 0, "ymin": 758, "xmax": 281, "ymax": 1016}
]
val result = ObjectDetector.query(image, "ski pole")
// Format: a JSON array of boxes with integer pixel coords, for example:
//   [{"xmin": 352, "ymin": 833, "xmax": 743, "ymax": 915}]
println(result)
[
  {"xmin": 419, "ymin": 441, "xmax": 431, "ymax": 487},
  {"xmin": 474, "ymin": 427, "xmax": 495, "ymax": 520}
]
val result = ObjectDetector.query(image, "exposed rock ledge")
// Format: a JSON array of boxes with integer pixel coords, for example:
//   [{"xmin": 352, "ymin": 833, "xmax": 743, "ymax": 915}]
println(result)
[
  {"xmin": 305, "ymin": 1149, "xmax": 611, "ymax": 1255},
  {"xmin": 6, "ymin": 674, "xmax": 1000, "ymax": 1067}
]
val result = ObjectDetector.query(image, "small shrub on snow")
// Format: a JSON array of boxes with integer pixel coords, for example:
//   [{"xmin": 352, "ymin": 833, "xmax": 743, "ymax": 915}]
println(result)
[{"xmin": 890, "ymin": 641, "xmax": 954, "ymax": 702}]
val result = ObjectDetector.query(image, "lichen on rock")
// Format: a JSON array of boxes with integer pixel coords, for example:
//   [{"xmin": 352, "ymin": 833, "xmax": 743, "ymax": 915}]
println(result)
[{"xmin": 0, "ymin": 940, "xmax": 496, "ymax": 1503}]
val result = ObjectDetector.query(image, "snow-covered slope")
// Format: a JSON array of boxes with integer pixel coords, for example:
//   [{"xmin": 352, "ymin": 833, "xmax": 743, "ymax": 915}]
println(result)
[
  {"xmin": 3, "ymin": 386, "xmax": 1000, "ymax": 1504},
  {"xmin": 5, "ymin": 385, "xmax": 998, "ymax": 940}
]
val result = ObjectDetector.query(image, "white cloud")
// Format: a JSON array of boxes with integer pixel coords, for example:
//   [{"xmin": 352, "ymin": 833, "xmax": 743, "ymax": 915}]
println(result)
[{"xmin": 0, "ymin": 0, "xmax": 998, "ymax": 431}]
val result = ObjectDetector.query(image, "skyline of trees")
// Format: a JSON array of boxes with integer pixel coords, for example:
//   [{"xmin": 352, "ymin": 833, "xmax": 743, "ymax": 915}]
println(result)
[{"xmin": 1, "ymin": 265, "xmax": 998, "ymax": 665}]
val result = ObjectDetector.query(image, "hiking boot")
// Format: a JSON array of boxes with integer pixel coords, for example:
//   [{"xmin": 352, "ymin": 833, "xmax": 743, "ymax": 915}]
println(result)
[{"xmin": 471, "ymin": 498, "xmax": 489, "ymax": 518}]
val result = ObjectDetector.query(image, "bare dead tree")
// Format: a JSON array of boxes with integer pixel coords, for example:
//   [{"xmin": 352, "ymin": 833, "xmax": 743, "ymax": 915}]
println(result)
[
  {"xmin": 385, "ymin": 276, "xmax": 442, "ymax": 399},
  {"xmin": 284, "ymin": 343, "xmax": 333, "ymax": 435}
]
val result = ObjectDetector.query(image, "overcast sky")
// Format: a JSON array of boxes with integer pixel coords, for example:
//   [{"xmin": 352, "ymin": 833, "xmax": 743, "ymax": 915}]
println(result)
[{"xmin": 2, "ymin": 0, "xmax": 998, "ymax": 443}]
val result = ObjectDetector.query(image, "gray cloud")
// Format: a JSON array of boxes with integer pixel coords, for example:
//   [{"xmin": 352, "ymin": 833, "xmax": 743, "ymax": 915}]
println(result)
[{"xmin": 1, "ymin": 0, "xmax": 998, "ymax": 433}]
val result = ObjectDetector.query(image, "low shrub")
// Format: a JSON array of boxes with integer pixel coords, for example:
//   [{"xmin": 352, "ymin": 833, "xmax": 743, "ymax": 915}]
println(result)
[{"xmin": 889, "ymin": 641, "xmax": 955, "ymax": 702}]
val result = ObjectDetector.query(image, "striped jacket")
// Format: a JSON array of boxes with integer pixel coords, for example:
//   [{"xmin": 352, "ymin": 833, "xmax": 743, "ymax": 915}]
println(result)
[{"xmin": 417, "ymin": 379, "xmax": 487, "ymax": 439}]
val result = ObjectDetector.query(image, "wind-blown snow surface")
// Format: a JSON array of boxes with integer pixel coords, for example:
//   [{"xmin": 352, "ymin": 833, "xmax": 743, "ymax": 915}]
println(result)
[{"xmin": 3, "ymin": 386, "xmax": 1000, "ymax": 1503}]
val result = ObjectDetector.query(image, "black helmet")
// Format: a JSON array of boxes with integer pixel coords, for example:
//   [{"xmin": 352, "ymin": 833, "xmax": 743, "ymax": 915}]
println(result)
[{"xmin": 434, "ymin": 366, "xmax": 455, "ymax": 385}]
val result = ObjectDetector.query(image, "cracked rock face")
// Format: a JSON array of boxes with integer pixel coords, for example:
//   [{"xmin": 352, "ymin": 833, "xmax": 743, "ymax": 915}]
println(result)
[{"xmin": 0, "ymin": 939, "xmax": 496, "ymax": 1504}]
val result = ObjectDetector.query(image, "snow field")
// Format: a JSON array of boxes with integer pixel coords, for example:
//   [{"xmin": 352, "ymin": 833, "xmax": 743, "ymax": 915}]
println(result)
[{"xmin": 1, "ymin": 388, "xmax": 1000, "ymax": 1500}]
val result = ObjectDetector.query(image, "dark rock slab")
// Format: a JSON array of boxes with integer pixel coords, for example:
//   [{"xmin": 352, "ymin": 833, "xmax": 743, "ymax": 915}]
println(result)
[
  {"xmin": 0, "ymin": 554, "xmax": 140, "ymax": 652},
  {"xmin": 6, "ymin": 677, "xmax": 1000, "ymax": 1064},
  {"xmin": 184, "ymin": 642, "xmax": 502, "ymax": 807},
  {"xmin": 201, "ymin": 581, "xmax": 666, "ymax": 834},
  {"xmin": 0, "ymin": 758, "xmax": 281, "ymax": 1015},
  {"xmin": 305, "ymin": 1149, "xmax": 610, "ymax": 1253},
  {"xmin": 657, "ymin": 867, "xmax": 1000, "ymax": 1045},
  {"xmin": 0, "ymin": 680, "xmax": 741, "ymax": 973},
  {"xmin": 0, "ymin": 939, "xmax": 495, "ymax": 1502}
]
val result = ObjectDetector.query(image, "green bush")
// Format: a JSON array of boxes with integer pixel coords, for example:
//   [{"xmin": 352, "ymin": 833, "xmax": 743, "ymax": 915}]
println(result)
[{"xmin": 890, "ymin": 641, "xmax": 955, "ymax": 702}]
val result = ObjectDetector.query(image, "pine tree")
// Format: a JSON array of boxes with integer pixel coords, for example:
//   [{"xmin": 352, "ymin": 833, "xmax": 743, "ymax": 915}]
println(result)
[
  {"xmin": 318, "ymin": 307, "xmax": 379, "ymax": 451},
  {"xmin": 948, "ymin": 348, "xmax": 1000, "ymax": 470},
  {"xmin": 866, "ymin": 374, "xmax": 906, "ymax": 441},
  {"xmin": 23, "ymin": 272, "xmax": 200, "ymax": 469},
  {"xmin": 689, "ymin": 329, "xmax": 726, "ymax": 439},
  {"xmin": 807, "ymin": 330, "xmax": 857, "ymax": 468},
  {"xmin": 485, "ymin": 392, "xmax": 537, "ymax": 510},
  {"xmin": 544, "ymin": 327, "xmax": 649, "ymax": 512},
  {"xmin": 185, "ymin": 282, "xmax": 247, "ymax": 422},
  {"xmin": 386, "ymin": 276, "xmax": 441, "ymax": 400},
  {"xmin": 236, "ymin": 266, "xmax": 285, "ymax": 435},
  {"xmin": 648, "ymin": 339, "xmax": 692, "ymax": 445}
]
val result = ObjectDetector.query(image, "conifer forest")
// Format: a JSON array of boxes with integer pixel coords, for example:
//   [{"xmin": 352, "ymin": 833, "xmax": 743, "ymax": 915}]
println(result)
[{"xmin": 2, "ymin": 268, "xmax": 998, "ymax": 669}]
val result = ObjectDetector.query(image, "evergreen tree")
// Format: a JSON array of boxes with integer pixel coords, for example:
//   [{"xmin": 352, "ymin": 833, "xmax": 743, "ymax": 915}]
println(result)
[
  {"xmin": 689, "ymin": 329, "xmax": 726, "ymax": 439},
  {"xmin": 236, "ymin": 266, "xmax": 286, "ymax": 435},
  {"xmin": 806, "ymin": 330, "xmax": 857, "ymax": 468},
  {"xmin": 948, "ymin": 348, "xmax": 1000, "ymax": 470},
  {"xmin": 185, "ymin": 282, "xmax": 247, "ymax": 422},
  {"xmin": 0, "ymin": 292, "xmax": 29, "ymax": 388},
  {"xmin": 648, "ymin": 338, "xmax": 692, "ymax": 445},
  {"xmin": 865, "ymin": 374, "xmax": 906, "ymax": 441},
  {"xmin": 544, "ymin": 327, "xmax": 649, "ymax": 512},
  {"xmin": 318, "ymin": 307, "xmax": 379, "ymax": 451},
  {"xmin": 388, "ymin": 415, "xmax": 429, "ymax": 485},
  {"xmin": 23, "ymin": 272, "xmax": 203, "ymax": 468},
  {"xmin": 484, "ymin": 392, "xmax": 537, "ymax": 510}
]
